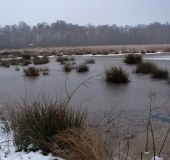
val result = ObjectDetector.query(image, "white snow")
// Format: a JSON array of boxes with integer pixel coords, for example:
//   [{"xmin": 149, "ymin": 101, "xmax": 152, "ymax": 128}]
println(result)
[
  {"xmin": 151, "ymin": 156, "xmax": 163, "ymax": 160},
  {"xmin": 0, "ymin": 127, "xmax": 64, "ymax": 160}
]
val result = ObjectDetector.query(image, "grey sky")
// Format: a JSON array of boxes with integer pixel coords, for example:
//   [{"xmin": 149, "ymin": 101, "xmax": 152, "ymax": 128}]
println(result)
[{"xmin": 0, "ymin": 0, "xmax": 170, "ymax": 27}]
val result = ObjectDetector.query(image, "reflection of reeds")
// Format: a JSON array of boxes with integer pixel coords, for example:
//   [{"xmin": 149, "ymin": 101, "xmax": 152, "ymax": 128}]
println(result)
[{"xmin": 105, "ymin": 66, "xmax": 130, "ymax": 83}]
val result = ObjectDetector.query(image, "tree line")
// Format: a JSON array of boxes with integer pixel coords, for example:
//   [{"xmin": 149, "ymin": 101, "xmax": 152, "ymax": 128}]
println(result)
[{"xmin": 0, "ymin": 21, "xmax": 170, "ymax": 49}]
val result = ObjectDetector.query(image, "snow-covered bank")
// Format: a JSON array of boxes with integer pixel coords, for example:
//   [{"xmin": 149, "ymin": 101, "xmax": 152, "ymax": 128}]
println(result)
[{"xmin": 0, "ymin": 130, "xmax": 64, "ymax": 160}]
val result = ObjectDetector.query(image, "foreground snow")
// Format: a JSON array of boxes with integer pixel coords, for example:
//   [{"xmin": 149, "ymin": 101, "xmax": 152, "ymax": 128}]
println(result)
[{"xmin": 0, "ymin": 131, "xmax": 64, "ymax": 160}]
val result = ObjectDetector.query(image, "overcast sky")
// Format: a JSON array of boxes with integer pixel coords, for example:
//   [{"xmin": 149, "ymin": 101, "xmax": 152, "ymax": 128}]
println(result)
[{"xmin": 0, "ymin": 0, "xmax": 170, "ymax": 27}]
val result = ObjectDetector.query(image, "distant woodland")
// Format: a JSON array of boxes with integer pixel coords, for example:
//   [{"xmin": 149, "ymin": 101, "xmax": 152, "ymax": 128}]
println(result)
[{"xmin": 0, "ymin": 21, "xmax": 170, "ymax": 49}]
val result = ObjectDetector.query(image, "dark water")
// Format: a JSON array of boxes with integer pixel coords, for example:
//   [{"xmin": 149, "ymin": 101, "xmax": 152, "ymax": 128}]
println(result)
[{"xmin": 0, "ymin": 56, "xmax": 170, "ymax": 117}]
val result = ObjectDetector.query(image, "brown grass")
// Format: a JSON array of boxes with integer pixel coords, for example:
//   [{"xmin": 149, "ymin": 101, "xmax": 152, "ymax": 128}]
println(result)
[
  {"xmin": 48, "ymin": 127, "xmax": 107, "ymax": 160},
  {"xmin": 1, "ymin": 44, "xmax": 170, "ymax": 56}
]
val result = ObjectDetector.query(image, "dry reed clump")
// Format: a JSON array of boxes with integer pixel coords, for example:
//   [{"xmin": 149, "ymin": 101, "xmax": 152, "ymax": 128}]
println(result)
[
  {"xmin": 63, "ymin": 64, "xmax": 72, "ymax": 72},
  {"xmin": 48, "ymin": 127, "xmax": 107, "ymax": 160},
  {"xmin": 105, "ymin": 66, "xmax": 130, "ymax": 83},
  {"xmin": 6, "ymin": 97, "xmax": 88, "ymax": 152},
  {"xmin": 124, "ymin": 54, "xmax": 142, "ymax": 64},
  {"xmin": 23, "ymin": 67, "xmax": 39, "ymax": 76},
  {"xmin": 0, "ymin": 60, "xmax": 10, "ymax": 67},
  {"xmin": 76, "ymin": 64, "xmax": 89, "ymax": 72},
  {"xmin": 85, "ymin": 58, "xmax": 95, "ymax": 64},
  {"xmin": 33, "ymin": 56, "xmax": 49, "ymax": 65},
  {"xmin": 151, "ymin": 67, "xmax": 169, "ymax": 79},
  {"xmin": 135, "ymin": 61, "xmax": 157, "ymax": 74}
]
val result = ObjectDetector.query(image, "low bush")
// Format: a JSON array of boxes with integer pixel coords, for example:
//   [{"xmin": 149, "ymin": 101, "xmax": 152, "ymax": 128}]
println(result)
[
  {"xmin": 151, "ymin": 67, "xmax": 169, "ymax": 79},
  {"xmin": 105, "ymin": 66, "xmax": 130, "ymax": 83},
  {"xmin": 21, "ymin": 60, "xmax": 31, "ymax": 66},
  {"xmin": 36, "ymin": 67, "xmax": 49, "ymax": 75},
  {"xmin": 124, "ymin": 54, "xmax": 142, "ymax": 64},
  {"xmin": 135, "ymin": 61, "xmax": 157, "ymax": 74},
  {"xmin": 9, "ymin": 58, "xmax": 20, "ymax": 65},
  {"xmin": 85, "ymin": 58, "xmax": 95, "ymax": 64},
  {"xmin": 0, "ymin": 60, "xmax": 10, "ymax": 67},
  {"xmin": 57, "ymin": 56, "xmax": 75, "ymax": 64},
  {"xmin": 33, "ymin": 56, "xmax": 49, "ymax": 65},
  {"xmin": 63, "ymin": 64, "xmax": 72, "ymax": 72},
  {"xmin": 6, "ymin": 97, "xmax": 87, "ymax": 152},
  {"xmin": 76, "ymin": 64, "xmax": 89, "ymax": 72},
  {"xmin": 141, "ymin": 50, "xmax": 146, "ymax": 54},
  {"xmin": 22, "ymin": 54, "xmax": 31, "ymax": 60},
  {"xmin": 23, "ymin": 67, "xmax": 39, "ymax": 76}
]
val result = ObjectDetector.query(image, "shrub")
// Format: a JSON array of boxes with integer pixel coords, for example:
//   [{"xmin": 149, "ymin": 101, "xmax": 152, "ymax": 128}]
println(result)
[
  {"xmin": 105, "ymin": 66, "xmax": 130, "ymax": 83},
  {"xmin": 23, "ymin": 67, "xmax": 39, "ymax": 76},
  {"xmin": 9, "ymin": 58, "xmax": 20, "ymax": 65},
  {"xmin": 85, "ymin": 58, "xmax": 95, "ymax": 64},
  {"xmin": 33, "ymin": 56, "xmax": 49, "ymax": 65},
  {"xmin": 6, "ymin": 97, "xmax": 87, "ymax": 152},
  {"xmin": 22, "ymin": 54, "xmax": 31, "ymax": 60},
  {"xmin": 141, "ymin": 50, "xmax": 146, "ymax": 54},
  {"xmin": 124, "ymin": 54, "xmax": 142, "ymax": 64},
  {"xmin": 21, "ymin": 60, "xmax": 31, "ymax": 66},
  {"xmin": 57, "ymin": 56, "xmax": 75, "ymax": 64},
  {"xmin": 0, "ymin": 60, "xmax": 10, "ymax": 67},
  {"xmin": 63, "ymin": 64, "xmax": 72, "ymax": 72},
  {"xmin": 76, "ymin": 64, "xmax": 89, "ymax": 72},
  {"xmin": 0, "ymin": 51, "xmax": 10, "ymax": 55},
  {"xmin": 135, "ymin": 61, "xmax": 157, "ymax": 74},
  {"xmin": 36, "ymin": 67, "xmax": 49, "ymax": 75},
  {"xmin": 151, "ymin": 67, "xmax": 169, "ymax": 79}
]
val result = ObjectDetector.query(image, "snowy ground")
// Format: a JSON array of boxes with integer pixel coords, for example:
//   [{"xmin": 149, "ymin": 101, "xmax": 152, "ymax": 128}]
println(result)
[{"xmin": 0, "ymin": 128, "xmax": 64, "ymax": 160}]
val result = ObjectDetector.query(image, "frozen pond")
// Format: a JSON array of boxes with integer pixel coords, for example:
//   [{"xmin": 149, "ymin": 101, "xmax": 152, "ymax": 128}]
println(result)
[{"xmin": 0, "ymin": 55, "xmax": 170, "ymax": 117}]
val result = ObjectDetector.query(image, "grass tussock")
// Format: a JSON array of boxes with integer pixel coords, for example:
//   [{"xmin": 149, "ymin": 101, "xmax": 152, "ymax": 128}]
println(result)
[
  {"xmin": 135, "ymin": 61, "xmax": 157, "ymax": 74},
  {"xmin": 23, "ymin": 67, "xmax": 39, "ymax": 76},
  {"xmin": 36, "ymin": 67, "xmax": 49, "ymax": 75},
  {"xmin": 57, "ymin": 56, "xmax": 75, "ymax": 64},
  {"xmin": 85, "ymin": 58, "xmax": 95, "ymax": 64},
  {"xmin": 76, "ymin": 64, "xmax": 89, "ymax": 72},
  {"xmin": 105, "ymin": 66, "xmax": 130, "ymax": 83},
  {"xmin": 63, "ymin": 64, "xmax": 72, "ymax": 72},
  {"xmin": 151, "ymin": 67, "xmax": 169, "ymax": 79},
  {"xmin": 6, "ymin": 97, "xmax": 87, "ymax": 152},
  {"xmin": 124, "ymin": 54, "xmax": 142, "ymax": 64},
  {"xmin": 49, "ymin": 127, "xmax": 107, "ymax": 160},
  {"xmin": 0, "ymin": 60, "xmax": 10, "ymax": 67},
  {"xmin": 33, "ymin": 56, "xmax": 49, "ymax": 65}
]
